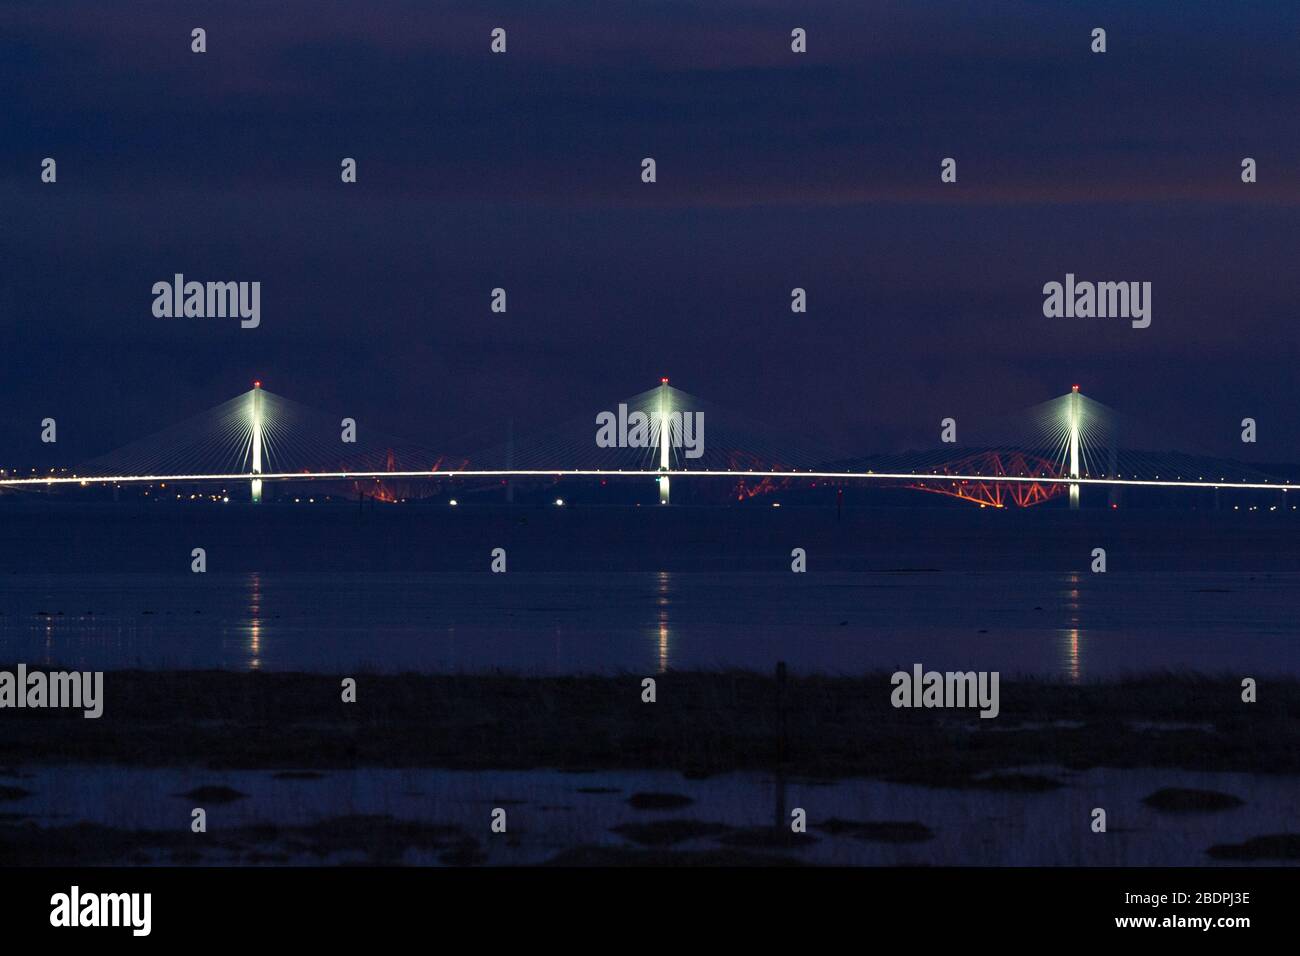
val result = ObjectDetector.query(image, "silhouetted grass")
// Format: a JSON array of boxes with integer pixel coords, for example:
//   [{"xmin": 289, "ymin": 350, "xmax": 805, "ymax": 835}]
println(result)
[{"xmin": 1, "ymin": 668, "xmax": 1295, "ymax": 783}]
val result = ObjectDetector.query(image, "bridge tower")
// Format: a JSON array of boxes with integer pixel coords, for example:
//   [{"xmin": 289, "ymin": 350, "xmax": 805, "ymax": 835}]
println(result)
[
  {"xmin": 657, "ymin": 377, "xmax": 671, "ymax": 505},
  {"xmin": 1068, "ymin": 384, "xmax": 1081, "ymax": 509},
  {"xmin": 249, "ymin": 381, "xmax": 264, "ymax": 503}
]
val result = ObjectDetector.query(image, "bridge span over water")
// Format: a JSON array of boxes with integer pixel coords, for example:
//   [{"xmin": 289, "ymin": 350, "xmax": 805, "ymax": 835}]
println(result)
[{"xmin": 1, "ymin": 380, "xmax": 1291, "ymax": 507}]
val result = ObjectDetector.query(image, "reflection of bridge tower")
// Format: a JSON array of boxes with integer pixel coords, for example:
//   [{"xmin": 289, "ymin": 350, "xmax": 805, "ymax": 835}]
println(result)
[
  {"xmin": 657, "ymin": 377, "xmax": 671, "ymax": 505},
  {"xmin": 249, "ymin": 381, "xmax": 264, "ymax": 503},
  {"xmin": 1068, "ymin": 384, "xmax": 1081, "ymax": 509}
]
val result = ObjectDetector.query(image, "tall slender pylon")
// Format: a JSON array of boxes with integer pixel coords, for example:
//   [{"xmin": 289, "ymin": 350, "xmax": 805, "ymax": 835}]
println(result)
[
  {"xmin": 250, "ymin": 380, "xmax": 264, "ymax": 503},
  {"xmin": 1068, "ymin": 384, "xmax": 1081, "ymax": 509},
  {"xmin": 657, "ymin": 377, "xmax": 671, "ymax": 505}
]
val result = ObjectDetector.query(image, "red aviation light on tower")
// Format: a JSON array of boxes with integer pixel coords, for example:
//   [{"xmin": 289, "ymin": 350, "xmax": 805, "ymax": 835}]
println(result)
[
  {"xmin": 1072, "ymin": 384, "xmax": 1080, "ymax": 393},
  {"xmin": 661, "ymin": 377, "xmax": 669, "ymax": 385},
  {"xmin": 253, "ymin": 380, "xmax": 262, "ymax": 389}
]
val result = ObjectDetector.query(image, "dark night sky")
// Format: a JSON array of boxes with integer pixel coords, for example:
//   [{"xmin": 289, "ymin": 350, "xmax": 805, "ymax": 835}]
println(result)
[{"xmin": 3, "ymin": 0, "xmax": 1299, "ymax": 466}]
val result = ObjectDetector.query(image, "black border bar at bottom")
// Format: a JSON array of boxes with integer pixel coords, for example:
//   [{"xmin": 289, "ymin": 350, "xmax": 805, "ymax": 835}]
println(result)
[{"xmin": 0, "ymin": 866, "xmax": 1287, "ymax": 942}]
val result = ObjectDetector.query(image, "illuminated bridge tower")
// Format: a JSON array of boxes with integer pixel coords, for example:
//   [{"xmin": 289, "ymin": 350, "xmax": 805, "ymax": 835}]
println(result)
[
  {"xmin": 1068, "ymin": 384, "xmax": 1081, "ymax": 510},
  {"xmin": 249, "ymin": 380, "xmax": 264, "ymax": 503},
  {"xmin": 657, "ymin": 377, "xmax": 671, "ymax": 505}
]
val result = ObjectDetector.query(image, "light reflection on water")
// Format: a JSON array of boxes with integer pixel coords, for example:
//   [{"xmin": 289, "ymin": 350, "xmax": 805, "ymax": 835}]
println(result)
[
  {"xmin": 1062, "ymin": 570, "xmax": 1082, "ymax": 683},
  {"xmin": 655, "ymin": 570, "xmax": 672, "ymax": 673},
  {"xmin": 1, "ymin": 569, "xmax": 1296, "ymax": 678},
  {"xmin": 245, "ymin": 571, "xmax": 262, "ymax": 670}
]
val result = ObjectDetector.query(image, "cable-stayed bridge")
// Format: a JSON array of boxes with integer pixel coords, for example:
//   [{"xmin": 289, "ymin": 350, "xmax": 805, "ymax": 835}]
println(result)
[{"xmin": 0, "ymin": 380, "xmax": 1292, "ymax": 507}]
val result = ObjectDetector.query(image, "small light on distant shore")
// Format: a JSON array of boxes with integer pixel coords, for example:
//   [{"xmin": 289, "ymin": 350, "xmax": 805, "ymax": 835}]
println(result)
[
  {"xmin": 554, "ymin": 498, "xmax": 565, "ymax": 507},
  {"xmin": 449, "ymin": 499, "xmax": 458, "ymax": 507}
]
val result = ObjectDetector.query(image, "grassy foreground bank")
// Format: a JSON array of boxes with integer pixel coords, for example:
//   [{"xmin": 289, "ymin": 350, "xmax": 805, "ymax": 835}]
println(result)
[{"xmin": 2, "ymin": 669, "xmax": 1295, "ymax": 783}]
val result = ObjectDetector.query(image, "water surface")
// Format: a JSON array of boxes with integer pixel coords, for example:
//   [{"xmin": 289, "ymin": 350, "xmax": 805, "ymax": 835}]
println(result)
[{"xmin": 2, "ymin": 568, "xmax": 1296, "ymax": 677}]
